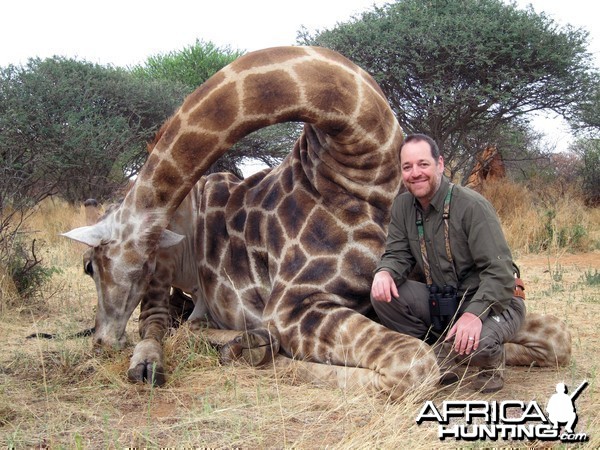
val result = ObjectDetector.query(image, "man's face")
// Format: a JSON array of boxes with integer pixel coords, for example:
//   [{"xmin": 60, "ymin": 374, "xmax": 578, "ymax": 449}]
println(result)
[{"xmin": 400, "ymin": 139, "xmax": 444, "ymax": 208}]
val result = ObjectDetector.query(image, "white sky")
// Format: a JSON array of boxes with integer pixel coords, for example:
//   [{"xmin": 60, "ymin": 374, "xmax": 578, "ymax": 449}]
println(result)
[{"xmin": 2, "ymin": 0, "xmax": 599, "ymax": 152}]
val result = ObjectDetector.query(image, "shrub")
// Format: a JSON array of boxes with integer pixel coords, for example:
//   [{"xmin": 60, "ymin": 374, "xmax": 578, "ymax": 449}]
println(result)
[
  {"xmin": 581, "ymin": 268, "xmax": 600, "ymax": 286},
  {"xmin": 4, "ymin": 236, "xmax": 59, "ymax": 303}
]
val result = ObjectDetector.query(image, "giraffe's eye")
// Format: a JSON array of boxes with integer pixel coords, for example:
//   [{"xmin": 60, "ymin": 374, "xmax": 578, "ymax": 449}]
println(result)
[{"xmin": 84, "ymin": 261, "xmax": 94, "ymax": 277}]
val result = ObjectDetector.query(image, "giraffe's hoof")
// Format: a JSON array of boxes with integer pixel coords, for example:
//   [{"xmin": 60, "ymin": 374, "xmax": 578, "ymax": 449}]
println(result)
[
  {"xmin": 219, "ymin": 328, "xmax": 280, "ymax": 367},
  {"xmin": 127, "ymin": 360, "xmax": 166, "ymax": 387},
  {"xmin": 127, "ymin": 339, "xmax": 166, "ymax": 386}
]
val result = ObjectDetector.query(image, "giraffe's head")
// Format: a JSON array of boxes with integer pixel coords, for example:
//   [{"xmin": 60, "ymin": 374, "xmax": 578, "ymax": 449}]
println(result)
[{"xmin": 62, "ymin": 205, "xmax": 184, "ymax": 349}]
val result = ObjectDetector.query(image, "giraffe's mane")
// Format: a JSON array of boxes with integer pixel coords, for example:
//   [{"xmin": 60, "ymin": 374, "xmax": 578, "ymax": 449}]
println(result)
[{"xmin": 147, "ymin": 117, "xmax": 173, "ymax": 154}]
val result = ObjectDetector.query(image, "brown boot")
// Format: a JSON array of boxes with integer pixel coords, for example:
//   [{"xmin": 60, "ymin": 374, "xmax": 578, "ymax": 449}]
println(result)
[{"xmin": 471, "ymin": 347, "xmax": 505, "ymax": 393}]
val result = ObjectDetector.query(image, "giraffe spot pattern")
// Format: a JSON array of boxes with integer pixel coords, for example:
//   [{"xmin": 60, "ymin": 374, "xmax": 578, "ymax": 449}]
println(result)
[
  {"xmin": 172, "ymin": 131, "xmax": 221, "ymax": 177},
  {"xmin": 294, "ymin": 256, "xmax": 338, "ymax": 285},
  {"xmin": 243, "ymin": 71, "xmax": 300, "ymax": 117},
  {"xmin": 279, "ymin": 245, "xmax": 308, "ymax": 281},
  {"xmin": 153, "ymin": 160, "xmax": 183, "ymax": 206},
  {"xmin": 277, "ymin": 191, "xmax": 312, "ymax": 238},
  {"xmin": 181, "ymin": 72, "xmax": 227, "ymax": 114},
  {"xmin": 189, "ymin": 81, "xmax": 239, "ymax": 132},
  {"xmin": 300, "ymin": 211, "xmax": 348, "ymax": 255}
]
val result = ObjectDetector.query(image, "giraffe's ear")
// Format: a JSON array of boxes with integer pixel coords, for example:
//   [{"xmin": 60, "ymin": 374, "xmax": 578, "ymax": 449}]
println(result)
[
  {"xmin": 158, "ymin": 229, "xmax": 185, "ymax": 248},
  {"xmin": 61, "ymin": 224, "xmax": 108, "ymax": 247}
]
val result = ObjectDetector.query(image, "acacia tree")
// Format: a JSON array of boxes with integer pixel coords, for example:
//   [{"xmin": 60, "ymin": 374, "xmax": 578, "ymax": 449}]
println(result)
[
  {"xmin": 564, "ymin": 72, "xmax": 600, "ymax": 205},
  {"xmin": 569, "ymin": 74, "xmax": 600, "ymax": 136},
  {"xmin": 0, "ymin": 57, "xmax": 189, "ymax": 203},
  {"xmin": 568, "ymin": 88, "xmax": 600, "ymax": 206},
  {"xmin": 132, "ymin": 39, "xmax": 244, "ymax": 88},
  {"xmin": 299, "ymin": 0, "xmax": 597, "ymax": 180},
  {"xmin": 573, "ymin": 139, "xmax": 600, "ymax": 206}
]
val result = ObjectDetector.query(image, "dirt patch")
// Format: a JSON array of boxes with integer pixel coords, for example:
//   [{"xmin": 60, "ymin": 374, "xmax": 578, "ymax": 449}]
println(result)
[{"xmin": 518, "ymin": 251, "xmax": 600, "ymax": 271}]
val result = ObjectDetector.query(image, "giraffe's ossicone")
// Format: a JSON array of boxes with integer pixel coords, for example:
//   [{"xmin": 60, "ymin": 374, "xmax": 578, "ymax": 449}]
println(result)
[{"xmin": 63, "ymin": 46, "xmax": 571, "ymax": 399}]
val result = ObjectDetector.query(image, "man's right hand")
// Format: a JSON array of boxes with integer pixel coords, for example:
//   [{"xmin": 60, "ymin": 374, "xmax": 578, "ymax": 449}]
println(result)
[{"xmin": 371, "ymin": 270, "xmax": 399, "ymax": 302}]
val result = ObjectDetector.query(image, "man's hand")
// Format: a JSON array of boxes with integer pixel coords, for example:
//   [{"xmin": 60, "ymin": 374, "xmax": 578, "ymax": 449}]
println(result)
[
  {"xmin": 445, "ymin": 312, "xmax": 482, "ymax": 355},
  {"xmin": 371, "ymin": 270, "xmax": 398, "ymax": 302}
]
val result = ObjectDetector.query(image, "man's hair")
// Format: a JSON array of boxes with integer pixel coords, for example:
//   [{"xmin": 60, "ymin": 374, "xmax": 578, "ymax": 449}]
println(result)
[{"xmin": 401, "ymin": 133, "xmax": 441, "ymax": 159}]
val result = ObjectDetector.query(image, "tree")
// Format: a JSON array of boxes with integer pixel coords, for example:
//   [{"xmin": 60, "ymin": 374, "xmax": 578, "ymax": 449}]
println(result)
[
  {"xmin": 569, "ymin": 74, "xmax": 600, "ymax": 137},
  {"xmin": 0, "ymin": 57, "xmax": 188, "ymax": 204},
  {"xmin": 132, "ymin": 39, "xmax": 245, "ymax": 89},
  {"xmin": 0, "ymin": 57, "xmax": 189, "ymax": 297},
  {"xmin": 299, "ymin": 0, "xmax": 597, "ymax": 180},
  {"xmin": 236, "ymin": 122, "xmax": 303, "ymax": 167},
  {"xmin": 565, "ymin": 74, "xmax": 600, "ymax": 206}
]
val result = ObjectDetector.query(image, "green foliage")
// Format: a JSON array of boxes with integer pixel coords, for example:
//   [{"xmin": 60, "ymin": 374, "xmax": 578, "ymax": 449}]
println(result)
[
  {"xmin": 132, "ymin": 39, "xmax": 244, "ymax": 89},
  {"xmin": 569, "ymin": 73, "xmax": 600, "ymax": 136},
  {"xmin": 534, "ymin": 209, "xmax": 588, "ymax": 252},
  {"xmin": 0, "ymin": 57, "xmax": 189, "ymax": 286},
  {"xmin": 0, "ymin": 57, "xmax": 189, "ymax": 203},
  {"xmin": 300, "ymin": 0, "xmax": 597, "ymax": 179},
  {"xmin": 580, "ymin": 269, "xmax": 600, "ymax": 286},
  {"xmin": 231, "ymin": 122, "xmax": 302, "ymax": 174}
]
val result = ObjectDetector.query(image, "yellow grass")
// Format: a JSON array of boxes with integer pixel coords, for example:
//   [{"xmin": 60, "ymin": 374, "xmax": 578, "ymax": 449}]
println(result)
[
  {"xmin": 482, "ymin": 179, "xmax": 598, "ymax": 255},
  {"xmin": 0, "ymin": 196, "xmax": 598, "ymax": 448}
]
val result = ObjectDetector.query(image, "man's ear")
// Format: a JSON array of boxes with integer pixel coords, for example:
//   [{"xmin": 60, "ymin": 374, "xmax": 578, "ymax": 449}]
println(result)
[{"xmin": 437, "ymin": 155, "xmax": 445, "ymax": 173}]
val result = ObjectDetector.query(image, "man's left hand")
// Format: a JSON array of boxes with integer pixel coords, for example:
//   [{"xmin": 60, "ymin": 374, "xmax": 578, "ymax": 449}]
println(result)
[{"xmin": 445, "ymin": 312, "xmax": 482, "ymax": 355}]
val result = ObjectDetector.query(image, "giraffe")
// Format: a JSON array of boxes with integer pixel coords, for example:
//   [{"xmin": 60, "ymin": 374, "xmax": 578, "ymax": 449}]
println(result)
[
  {"xmin": 63, "ymin": 46, "xmax": 571, "ymax": 398},
  {"xmin": 64, "ymin": 46, "xmax": 438, "ymax": 399},
  {"xmin": 79, "ymin": 159, "xmax": 571, "ymax": 388}
]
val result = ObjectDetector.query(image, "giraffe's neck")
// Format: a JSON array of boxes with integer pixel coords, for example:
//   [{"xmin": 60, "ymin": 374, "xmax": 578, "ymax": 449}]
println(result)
[{"xmin": 121, "ymin": 46, "xmax": 402, "ymax": 248}]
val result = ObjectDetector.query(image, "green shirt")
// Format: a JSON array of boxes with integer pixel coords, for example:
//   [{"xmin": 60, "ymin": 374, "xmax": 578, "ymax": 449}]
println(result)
[{"xmin": 375, "ymin": 176, "xmax": 515, "ymax": 321}]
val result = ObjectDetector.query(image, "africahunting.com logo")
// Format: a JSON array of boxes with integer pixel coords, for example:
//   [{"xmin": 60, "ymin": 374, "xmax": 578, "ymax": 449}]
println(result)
[{"xmin": 416, "ymin": 380, "xmax": 589, "ymax": 443}]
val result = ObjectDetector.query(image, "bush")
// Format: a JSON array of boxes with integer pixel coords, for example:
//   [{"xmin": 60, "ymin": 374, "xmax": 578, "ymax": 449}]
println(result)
[
  {"xmin": 581, "ymin": 268, "xmax": 600, "ymax": 286},
  {"xmin": 4, "ymin": 236, "xmax": 59, "ymax": 303},
  {"xmin": 538, "ymin": 208, "xmax": 588, "ymax": 251}
]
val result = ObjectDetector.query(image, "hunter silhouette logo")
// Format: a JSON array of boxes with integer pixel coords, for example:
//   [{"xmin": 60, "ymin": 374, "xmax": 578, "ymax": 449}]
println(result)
[
  {"xmin": 416, "ymin": 380, "xmax": 589, "ymax": 443},
  {"xmin": 546, "ymin": 381, "xmax": 588, "ymax": 437}
]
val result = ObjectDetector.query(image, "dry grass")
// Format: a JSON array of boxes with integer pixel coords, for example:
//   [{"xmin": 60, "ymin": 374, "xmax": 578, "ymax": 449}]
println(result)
[
  {"xmin": 0, "ymin": 198, "xmax": 598, "ymax": 448},
  {"xmin": 482, "ymin": 179, "xmax": 598, "ymax": 254}
]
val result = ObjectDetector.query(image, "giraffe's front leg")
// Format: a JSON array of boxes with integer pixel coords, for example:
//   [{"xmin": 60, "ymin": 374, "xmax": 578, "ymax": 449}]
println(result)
[{"xmin": 127, "ymin": 279, "xmax": 173, "ymax": 386}]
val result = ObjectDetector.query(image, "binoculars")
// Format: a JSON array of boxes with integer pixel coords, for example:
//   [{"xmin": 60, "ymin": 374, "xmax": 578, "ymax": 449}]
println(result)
[{"xmin": 428, "ymin": 285, "xmax": 459, "ymax": 332}]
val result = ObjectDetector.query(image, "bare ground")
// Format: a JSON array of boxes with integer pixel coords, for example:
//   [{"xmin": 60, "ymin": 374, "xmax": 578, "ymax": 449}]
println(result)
[{"xmin": 1, "ymin": 248, "xmax": 598, "ymax": 448}]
